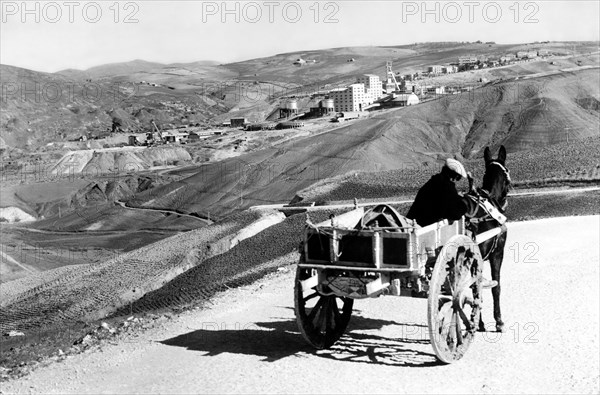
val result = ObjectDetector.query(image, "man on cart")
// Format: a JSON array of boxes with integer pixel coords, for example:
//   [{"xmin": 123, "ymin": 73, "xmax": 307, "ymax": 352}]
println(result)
[
  {"xmin": 406, "ymin": 158, "xmax": 473, "ymax": 227},
  {"xmin": 407, "ymin": 158, "xmax": 497, "ymax": 289}
]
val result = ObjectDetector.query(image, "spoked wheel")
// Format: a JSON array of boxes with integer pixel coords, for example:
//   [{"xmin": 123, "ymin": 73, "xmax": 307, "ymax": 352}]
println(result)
[
  {"xmin": 427, "ymin": 235, "xmax": 483, "ymax": 363},
  {"xmin": 294, "ymin": 266, "xmax": 353, "ymax": 349}
]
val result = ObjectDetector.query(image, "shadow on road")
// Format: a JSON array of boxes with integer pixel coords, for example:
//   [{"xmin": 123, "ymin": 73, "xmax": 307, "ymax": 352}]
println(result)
[{"xmin": 160, "ymin": 311, "xmax": 440, "ymax": 367}]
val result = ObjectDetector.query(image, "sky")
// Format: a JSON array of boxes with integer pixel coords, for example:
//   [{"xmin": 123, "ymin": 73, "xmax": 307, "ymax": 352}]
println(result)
[{"xmin": 1, "ymin": 0, "xmax": 599, "ymax": 72}]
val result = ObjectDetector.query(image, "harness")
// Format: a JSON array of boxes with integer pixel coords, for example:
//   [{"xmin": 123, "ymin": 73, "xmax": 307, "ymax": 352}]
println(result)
[
  {"xmin": 465, "ymin": 188, "xmax": 507, "ymax": 261},
  {"xmin": 465, "ymin": 189, "xmax": 507, "ymax": 225}
]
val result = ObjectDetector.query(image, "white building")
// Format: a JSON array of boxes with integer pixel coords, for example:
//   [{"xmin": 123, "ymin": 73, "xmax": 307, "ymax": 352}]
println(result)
[
  {"xmin": 442, "ymin": 65, "xmax": 458, "ymax": 74},
  {"xmin": 516, "ymin": 51, "xmax": 537, "ymax": 59},
  {"xmin": 329, "ymin": 75, "xmax": 384, "ymax": 112},
  {"xmin": 357, "ymin": 74, "xmax": 383, "ymax": 101},
  {"xmin": 458, "ymin": 56, "xmax": 478, "ymax": 65},
  {"xmin": 425, "ymin": 86, "xmax": 446, "ymax": 95},
  {"xmin": 330, "ymin": 84, "xmax": 370, "ymax": 112},
  {"xmin": 500, "ymin": 54, "xmax": 516, "ymax": 63},
  {"xmin": 427, "ymin": 65, "xmax": 444, "ymax": 74},
  {"xmin": 162, "ymin": 131, "xmax": 189, "ymax": 144},
  {"xmin": 404, "ymin": 81, "xmax": 417, "ymax": 93},
  {"xmin": 391, "ymin": 93, "xmax": 420, "ymax": 106}
]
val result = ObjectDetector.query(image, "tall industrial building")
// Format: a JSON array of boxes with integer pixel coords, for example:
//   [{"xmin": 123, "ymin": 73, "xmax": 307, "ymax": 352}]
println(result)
[
  {"xmin": 357, "ymin": 74, "xmax": 383, "ymax": 102},
  {"xmin": 329, "ymin": 84, "xmax": 368, "ymax": 112},
  {"xmin": 329, "ymin": 74, "xmax": 383, "ymax": 112}
]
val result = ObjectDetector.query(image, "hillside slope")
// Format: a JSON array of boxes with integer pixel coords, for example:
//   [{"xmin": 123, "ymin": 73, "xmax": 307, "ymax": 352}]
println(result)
[
  {"xmin": 223, "ymin": 42, "xmax": 596, "ymax": 85},
  {"xmin": 124, "ymin": 68, "xmax": 599, "ymax": 218},
  {"xmin": 0, "ymin": 64, "xmax": 233, "ymax": 148},
  {"xmin": 3, "ymin": 42, "xmax": 596, "ymax": 149},
  {"xmin": 426, "ymin": 67, "xmax": 600, "ymax": 155}
]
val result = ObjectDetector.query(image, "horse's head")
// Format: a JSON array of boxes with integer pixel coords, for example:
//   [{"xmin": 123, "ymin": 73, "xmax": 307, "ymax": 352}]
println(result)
[{"xmin": 482, "ymin": 145, "xmax": 511, "ymax": 212}]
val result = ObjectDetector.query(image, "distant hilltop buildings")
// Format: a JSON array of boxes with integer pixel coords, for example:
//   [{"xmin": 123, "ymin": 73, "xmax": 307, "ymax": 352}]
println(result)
[
  {"xmin": 427, "ymin": 65, "xmax": 458, "ymax": 74},
  {"xmin": 423, "ymin": 48, "xmax": 554, "ymax": 75},
  {"xmin": 293, "ymin": 57, "xmax": 317, "ymax": 66},
  {"xmin": 264, "ymin": 46, "xmax": 561, "ymax": 128},
  {"xmin": 516, "ymin": 50, "xmax": 539, "ymax": 59}
]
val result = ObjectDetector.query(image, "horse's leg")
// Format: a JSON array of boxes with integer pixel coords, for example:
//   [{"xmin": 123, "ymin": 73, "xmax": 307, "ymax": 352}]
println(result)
[
  {"xmin": 477, "ymin": 237, "xmax": 491, "ymax": 332},
  {"xmin": 478, "ymin": 312, "xmax": 486, "ymax": 332},
  {"xmin": 490, "ymin": 233, "xmax": 507, "ymax": 332}
]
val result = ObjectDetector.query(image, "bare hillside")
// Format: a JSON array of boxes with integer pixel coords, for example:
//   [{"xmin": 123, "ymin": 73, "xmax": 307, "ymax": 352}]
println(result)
[
  {"xmin": 123, "ymin": 68, "xmax": 599, "ymax": 218},
  {"xmin": 3, "ymin": 41, "xmax": 596, "ymax": 150},
  {"xmin": 0, "ymin": 64, "xmax": 232, "ymax": 148},
  {"xmin": 223, "ymin": 42, "xmax": 596, "ymax": 85},
  {"xmin": 423, "ymin": 68, "xmax": 600, "ymax": 156}
]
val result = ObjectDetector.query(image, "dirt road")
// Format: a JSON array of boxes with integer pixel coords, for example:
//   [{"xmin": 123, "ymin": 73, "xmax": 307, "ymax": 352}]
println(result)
[
  {"xmin": 2, "ymin": 216, "xmax": 599, "ymax": 394},
  {"xmin": 114, "ymin": 200, "xmax": 214, "ymax": 224}
]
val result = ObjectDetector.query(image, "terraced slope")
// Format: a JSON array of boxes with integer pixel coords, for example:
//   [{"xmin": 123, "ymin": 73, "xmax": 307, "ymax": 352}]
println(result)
[{"xmin": 0, "ymin": 210, "xmax": 263, "ymax": 331}]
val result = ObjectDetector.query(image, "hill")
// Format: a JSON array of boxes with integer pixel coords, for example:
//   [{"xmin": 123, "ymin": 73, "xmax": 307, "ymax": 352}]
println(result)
[
  {"xmin": 121, "ymin": 67, "xmax": 599, "ymax": 218},
  {"xmin": 57, "ymin": 59, "xmax": 223, "ymax": 79},
  {"xmin": 0, "ymin": 64, "xmax": 233, "ymax": 148},
  {"xmin": 3, "ymin": 41, "xmax": 597, "ymax": 150},
  {"xmin": 222, "ymin": 42, "xmax": 598, "ymax": 85},
  {"xmin": 56, "ymin": 60, "xmax": 165, "ymax": 80}
]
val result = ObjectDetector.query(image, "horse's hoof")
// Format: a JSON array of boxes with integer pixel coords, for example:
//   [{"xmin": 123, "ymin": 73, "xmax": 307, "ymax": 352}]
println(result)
[
  {"xmin": 478, "ymin": 322, "xmax": 486, "ymax": 332},
  {"xmin": 496, "ymin": 323, "xmax": 505, "ymax": 333}
]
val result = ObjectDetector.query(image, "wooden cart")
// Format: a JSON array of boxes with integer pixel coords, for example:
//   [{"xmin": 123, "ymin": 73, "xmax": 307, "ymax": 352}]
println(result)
[{"xmin": 294, "ymin": 204, "xmax": 505, "ymax": 363}]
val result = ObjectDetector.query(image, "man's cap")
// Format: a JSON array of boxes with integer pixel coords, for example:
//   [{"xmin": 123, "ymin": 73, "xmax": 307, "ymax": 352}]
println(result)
[{"xmin": 444, "ymin": 158, "xmax": 467, "ymax": 178}]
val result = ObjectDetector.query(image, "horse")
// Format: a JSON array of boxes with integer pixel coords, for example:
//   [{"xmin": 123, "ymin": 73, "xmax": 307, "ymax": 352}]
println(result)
[{"xmin": 464, "ymin": 145, "xmax": 511, "ymax": 332}]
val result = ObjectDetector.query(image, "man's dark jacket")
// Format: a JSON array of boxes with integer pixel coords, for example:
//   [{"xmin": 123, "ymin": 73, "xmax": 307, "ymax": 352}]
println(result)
[{"xmin": 406, "ymin": 172, "xmax": 468, "ymax": 227}]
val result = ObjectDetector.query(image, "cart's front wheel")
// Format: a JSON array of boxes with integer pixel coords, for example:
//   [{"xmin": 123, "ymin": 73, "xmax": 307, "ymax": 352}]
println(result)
[
  {"xmin": 428, "ymin": 235, "xmax": 483, "ymax": 363},
  {"xmin": 294, "ymin": 267, "xmax": 353, "ymax": 349}
]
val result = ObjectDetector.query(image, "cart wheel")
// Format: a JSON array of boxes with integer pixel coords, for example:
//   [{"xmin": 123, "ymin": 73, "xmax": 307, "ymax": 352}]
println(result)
[
  {"xmin": 427, "ymin": 235, "xmax": 483, "ymax": 363},
  {"xmin": 294, "ymin": 267, "xmax": 353, "ymax": 349}
]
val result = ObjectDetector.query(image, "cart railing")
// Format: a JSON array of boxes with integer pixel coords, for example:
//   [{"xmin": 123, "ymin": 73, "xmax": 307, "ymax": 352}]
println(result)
[{"xmin": 303, "ymin": 212, "xmax": 469, "ymax": 272}]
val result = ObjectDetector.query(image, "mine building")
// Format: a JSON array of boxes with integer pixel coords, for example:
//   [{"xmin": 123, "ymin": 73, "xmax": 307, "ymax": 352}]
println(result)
[
  {"xmin": 187, "ymin": 132, "xmax": 200, "ymax": 142},
  {"xmin": 277, "ymin": 121, "xmax": 304, "ymax": 129},
  {"xmin": 230, "ymin": 118, "xmax": 248, "ymax": 128},
  {"xmin": 427, "ymin": 65, "xmax": 444, "ymax": 74},
  {"xmin": 308, "ymin": 98, "xmax": 336, "ymax": 117},
  {"xmin": 279, "ymin": 100, "xmax": 299, "ymax": 118},
  {"xmin": 378, "ymin": 93, "xmax": 420, "ymax": 108},
  {"xmin": 356, "ymin": 74, "xmax": 384, "ymax": 101},
  {"xmin": 458, "ymin": 55, "xmax": 478, "ymax": 65},
  {"xmin": 245, "ymin": 122, "xmax": 276, "ymax": 131}
]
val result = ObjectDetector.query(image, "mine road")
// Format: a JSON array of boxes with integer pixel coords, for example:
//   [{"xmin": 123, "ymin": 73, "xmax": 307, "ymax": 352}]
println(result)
[{"xmin": 2, "ymin": 215, "xmax": 599, "ymax": 394}]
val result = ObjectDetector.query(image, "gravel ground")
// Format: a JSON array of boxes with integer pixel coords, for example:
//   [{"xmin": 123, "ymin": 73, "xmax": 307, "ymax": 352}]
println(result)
[{"xmin": 1, "ymin": 215, "xmax": 598, "ymax": 394}]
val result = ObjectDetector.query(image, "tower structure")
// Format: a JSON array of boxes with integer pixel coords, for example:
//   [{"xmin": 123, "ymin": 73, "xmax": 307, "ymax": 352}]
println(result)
[{"xmin": 386, "ymin": 61, "xmax": 401, "ymax": 92}]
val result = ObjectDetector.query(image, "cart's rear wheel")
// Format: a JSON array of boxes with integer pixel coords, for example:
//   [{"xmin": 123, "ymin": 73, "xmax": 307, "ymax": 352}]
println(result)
[
  {"xmin": 294, "ymin": 267, "xmax": 353, "ymax": 349},
  {"xmin": 427, "ymin": 235, "xmax": 483, "ymax": 363}
]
